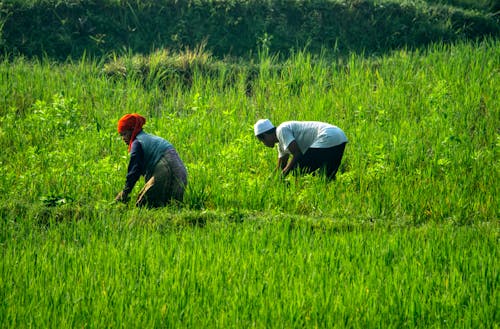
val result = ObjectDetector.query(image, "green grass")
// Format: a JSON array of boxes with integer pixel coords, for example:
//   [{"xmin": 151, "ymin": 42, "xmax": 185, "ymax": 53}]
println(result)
[
  {"xmin": 0, "ymin": 39, "xmax": 499, "ymax": 327},
  {"xmin": 1, "ymin": 0, "xmax": 499, "ymax": 60},
  {"xmin": 1, "ymin": 39, "xmax": 498, "ymax": 223},
  {"xmin": 1, "ymin": 215, "xmax": 498, "ymax": 328}
]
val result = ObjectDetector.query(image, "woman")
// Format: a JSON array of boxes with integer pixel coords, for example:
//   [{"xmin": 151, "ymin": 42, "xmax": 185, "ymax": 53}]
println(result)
[
  {"xmin": 115, "ymin": 113, "xmax": 188, "ymax": 208},
  {"xmin": 254, "ymin": 119, "xmax": 347, "ymax": 180}
]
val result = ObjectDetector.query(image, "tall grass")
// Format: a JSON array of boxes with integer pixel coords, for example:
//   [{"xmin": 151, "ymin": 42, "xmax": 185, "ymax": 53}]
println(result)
[
  {"xmin": 3, "ymin": 39, "xmax": 498, "ymax": 223},
  {"xmin": 1, "ymin": 214, "xmax": 498, "ymax": 328},
  {"xmin": 0, "ymin": 39, "xmax": 498, "ymax": 327}
]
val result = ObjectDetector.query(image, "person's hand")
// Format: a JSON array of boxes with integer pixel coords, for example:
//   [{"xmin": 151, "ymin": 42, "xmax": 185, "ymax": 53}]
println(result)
[{"xmin": 115, "ymin": 191, "xmax": 130, "ymax": 204}]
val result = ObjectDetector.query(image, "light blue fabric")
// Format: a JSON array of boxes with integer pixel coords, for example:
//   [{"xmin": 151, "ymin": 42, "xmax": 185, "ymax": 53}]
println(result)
[{"xmin": 134, "ymin": 131, "xmax": 173, "ymax": 179}]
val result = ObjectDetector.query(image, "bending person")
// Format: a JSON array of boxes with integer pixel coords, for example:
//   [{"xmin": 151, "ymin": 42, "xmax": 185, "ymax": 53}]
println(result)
[
  {"xmin": 254, "ymin": 119, "xmax": 347, "ymax": 180},
  {"xmin": 115, "ymin": 113, "xmax": 187, "ymax": 207}
]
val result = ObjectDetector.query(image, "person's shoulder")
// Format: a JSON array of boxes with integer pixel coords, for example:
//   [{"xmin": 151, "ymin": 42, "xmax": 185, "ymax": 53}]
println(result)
[
  {"xmin": 138, "ymin": 131, "xmax": 162, "ymax": 140},
  {"xmin": 130, "ymin": 139, "xmax": 143, "ymax": 152},
  {"xmin": 278, "ymin": 121, "xmax": 296, "ymax": 128}
]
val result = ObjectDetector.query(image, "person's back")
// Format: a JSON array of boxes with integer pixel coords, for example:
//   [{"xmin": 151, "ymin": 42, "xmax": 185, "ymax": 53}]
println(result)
[
  {"xmin": 134, "ymin": 131, "xmax": 173, "ymax": 180},
  {"xmin": 276, "ymin": 121, "xmax": 347, "ymax": 157}
]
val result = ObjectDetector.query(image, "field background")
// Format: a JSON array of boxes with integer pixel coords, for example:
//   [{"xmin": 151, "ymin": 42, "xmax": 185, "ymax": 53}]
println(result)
[{"xmin": 0, "ymin": 0, "xmax": 499, "ymax": 328}]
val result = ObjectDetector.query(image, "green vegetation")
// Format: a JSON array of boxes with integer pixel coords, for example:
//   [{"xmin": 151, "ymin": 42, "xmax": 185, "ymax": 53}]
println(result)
[
  {"xmin": 1, "ymin": 217, "xmax": 498, "ymax": 328},
  {"xmin": 1, "ymin": 39, "xmax": 498, "ymax": 223},
  {"xmin": 0, "ymin": 38, "xmax": 498, "ymax": 327},
  {"xmin": 0, "ymin": 0, "xmax": 499, "ymax": 327},
  {"xmin": 0, "ymin": 0, "xmax": 499, "ymax": 59}
]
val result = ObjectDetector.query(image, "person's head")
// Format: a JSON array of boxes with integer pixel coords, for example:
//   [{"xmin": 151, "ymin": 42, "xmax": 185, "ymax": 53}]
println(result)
[
  {"xmin": 254, "ymin": 119, "xmax": 276, "ymax": 148},
  {"xmin": 117, "ymin": 113, "xmax": 146, "ymax": 151}
]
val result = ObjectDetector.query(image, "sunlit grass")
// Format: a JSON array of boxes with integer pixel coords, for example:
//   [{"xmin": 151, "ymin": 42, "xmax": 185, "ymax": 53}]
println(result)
[
  {"xmin": 1, "ymin": 215, "xmax": 497, "ymax": 328},
  {"xmin": 1, "ymin": 40, "xmax": 498, "ymax": 220},
  {"xmin": 0, "ymin": 39, "xmax": 498, "ymax": 327}
]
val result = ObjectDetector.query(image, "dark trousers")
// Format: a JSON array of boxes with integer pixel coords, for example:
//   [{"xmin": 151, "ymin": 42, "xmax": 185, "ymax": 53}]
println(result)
[{"xmin": 296, "ymin": 142, "xmax": 347, "ymax": 180}]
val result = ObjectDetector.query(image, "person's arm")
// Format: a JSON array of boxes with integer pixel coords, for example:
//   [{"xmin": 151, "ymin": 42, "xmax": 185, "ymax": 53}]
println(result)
[
  {"xmin": 281, "ymin": 140, "xmax": 302, "ymax": 177},
  {"xmin": 277, "ymin": 154, "xmax": 289, "ymax": 171},
  {"xmin": 116, "ymin": 141, "xmax": 144, "ymax": 203}
]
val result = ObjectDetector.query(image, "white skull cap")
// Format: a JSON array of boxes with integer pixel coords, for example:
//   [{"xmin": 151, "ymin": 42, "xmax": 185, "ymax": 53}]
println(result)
[{"xmin": 254, "ymin": 119, "xmax": 274, "ymax": 136}]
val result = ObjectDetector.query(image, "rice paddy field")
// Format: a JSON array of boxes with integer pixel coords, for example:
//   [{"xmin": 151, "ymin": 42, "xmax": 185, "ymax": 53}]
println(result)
[{"xmin": 0, "ymin": 39, "xmax": 498, "ymax": 327}]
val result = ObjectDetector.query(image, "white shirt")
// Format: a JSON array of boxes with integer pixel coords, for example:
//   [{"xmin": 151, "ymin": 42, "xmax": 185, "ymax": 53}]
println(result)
[{"xmin": 276, "ymin": 121, "xmax": 347, "ymax": 157}]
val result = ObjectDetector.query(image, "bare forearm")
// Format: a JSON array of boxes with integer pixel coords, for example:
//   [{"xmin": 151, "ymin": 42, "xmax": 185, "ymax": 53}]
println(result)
[
  {"xmin": 277, "ymin": 155, "xmax": 288, "ymax": 171},
  {"xmin": 281, "ymin": 140, "xmax": 302, "ymax": 177},
  {"xmin": 282, "ymin": 154, "xmax": 301, "ymax": 177}
]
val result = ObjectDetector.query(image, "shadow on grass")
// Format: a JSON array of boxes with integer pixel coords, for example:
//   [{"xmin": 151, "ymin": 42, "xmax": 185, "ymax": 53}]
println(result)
[{"xmin": 1, "ymin": 0, "xmax": 498, "ymax": 61}]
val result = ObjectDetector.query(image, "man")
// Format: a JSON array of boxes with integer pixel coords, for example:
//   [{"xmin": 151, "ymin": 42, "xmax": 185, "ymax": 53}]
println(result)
[
  {"xmin": 115, "ymin": 113, "xmax": 188, "ymax": 208},
  {"xmin": 254, "ymin": 119, "xmax": 347, "ymax": 180}
]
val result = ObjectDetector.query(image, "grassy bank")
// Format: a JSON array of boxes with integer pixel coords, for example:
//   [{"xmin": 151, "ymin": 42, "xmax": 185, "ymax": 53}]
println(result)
[{"xmin": 0, "ymin": 0, "xmax": 499, "ymax": 59}]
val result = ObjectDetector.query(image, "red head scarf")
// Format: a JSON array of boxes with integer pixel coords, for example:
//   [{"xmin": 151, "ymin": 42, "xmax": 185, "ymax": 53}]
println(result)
[{"xmin": 117, "ymin": 113, "xmax": 146, "ymax": 151}]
